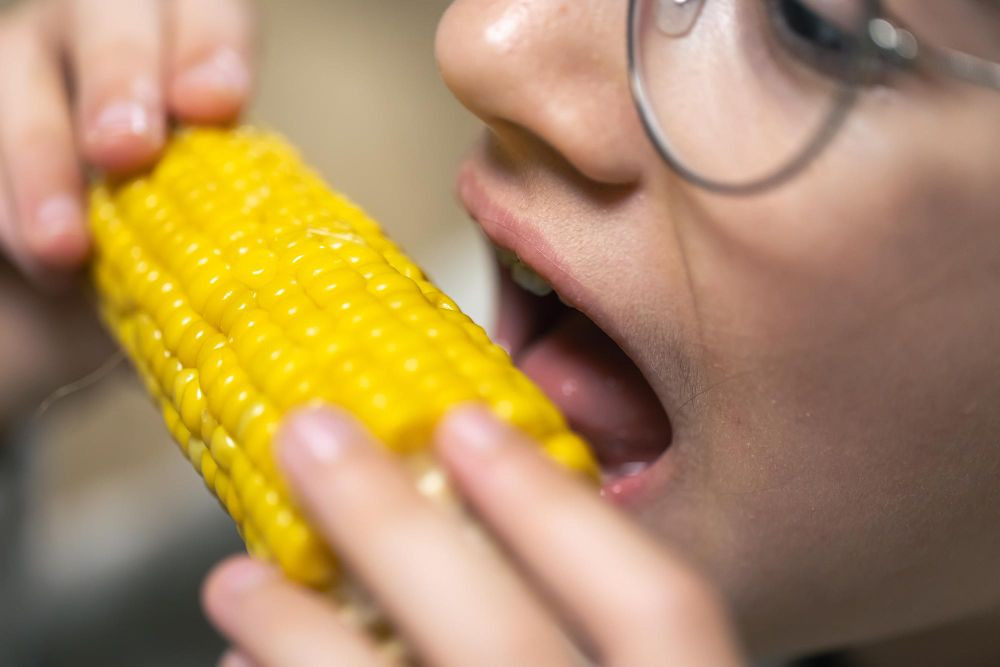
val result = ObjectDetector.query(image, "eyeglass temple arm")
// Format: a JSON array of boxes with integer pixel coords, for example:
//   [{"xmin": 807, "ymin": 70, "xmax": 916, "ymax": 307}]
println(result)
[
  {"xmin": 869, "ymin": 18, "xmax": 1000, "ymax": 91},
  {"xmin": 929, "ymin": 49, "xmax": 1000, "ymax": 91}
]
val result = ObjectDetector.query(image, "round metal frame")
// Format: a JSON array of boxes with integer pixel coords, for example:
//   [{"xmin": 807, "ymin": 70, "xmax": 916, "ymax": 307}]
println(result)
[{"xmin": 626, "ymin": 0, "xmax": 881, "ymax": 195}]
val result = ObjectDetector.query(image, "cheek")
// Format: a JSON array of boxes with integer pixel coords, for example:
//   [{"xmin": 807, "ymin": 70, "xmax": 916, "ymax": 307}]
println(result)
[
  {"xmin": 678, "ymin": 83, "xmax": 1000, "ymax": 378},
  {"xmin": 645, "ymin": 89, "xmax": 1000, "ymax": 649},
  {"xmin": 676, "ymin": 93, "xmax": 1000, "ymax": 488}
]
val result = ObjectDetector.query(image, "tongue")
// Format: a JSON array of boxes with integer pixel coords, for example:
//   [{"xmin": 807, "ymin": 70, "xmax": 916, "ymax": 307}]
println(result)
[{"xmin": 517, "ymin": 310, "xmax": 671, "ymax": 469}]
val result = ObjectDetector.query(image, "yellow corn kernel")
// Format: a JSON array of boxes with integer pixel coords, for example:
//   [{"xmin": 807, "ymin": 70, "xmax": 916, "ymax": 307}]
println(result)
[{"xmin": 89, "ymin": 126, "xmax": 598, "ymax": 590}]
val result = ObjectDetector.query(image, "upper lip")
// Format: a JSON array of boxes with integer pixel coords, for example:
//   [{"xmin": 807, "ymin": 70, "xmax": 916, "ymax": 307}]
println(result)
[
  {"xmin": 457, "ymin": 162, "xmax": 591, "ymax": 314},
  {"xmin": 456, "ymin": 160, "xmax": 666, "ymax": 406}
]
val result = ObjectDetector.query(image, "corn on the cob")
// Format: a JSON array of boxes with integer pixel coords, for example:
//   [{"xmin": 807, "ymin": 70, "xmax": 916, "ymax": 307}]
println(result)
[{"xmin": 89, "ymin": 126, "xmax": 597, "ymax": 590}]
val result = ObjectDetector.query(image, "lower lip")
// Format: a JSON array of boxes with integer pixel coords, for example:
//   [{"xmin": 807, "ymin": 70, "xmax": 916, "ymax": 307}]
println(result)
[
  {"xmin": 600, "ymin": 460, "xmax": 665, "ymax": 505},
  {"xmin": 602, "ymin": 473, "xmax": 650, "ymax": 504}
]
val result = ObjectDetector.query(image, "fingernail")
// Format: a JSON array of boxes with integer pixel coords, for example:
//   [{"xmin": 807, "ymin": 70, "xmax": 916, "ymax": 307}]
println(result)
[
  {"xmin": 90, "ymin": 99, "xmax": 158, "ymax": 142},
  {"xmin": 278, "ymin": 407, "xmax": 361, "ymax": 473},
  {"xmin": 440, "ymin": 405, "xmax": 507, "ymax": 455},
  {"xmin": 33, "ymin": 194, "xmax": 82, "ymax": 245},
  {"xmin": 178, "ymin": 48, "xmax": 250, "ymax": 96},
  {"xmin": 217, "ymin": 558, "xmax": 275, "ymax": 597}
]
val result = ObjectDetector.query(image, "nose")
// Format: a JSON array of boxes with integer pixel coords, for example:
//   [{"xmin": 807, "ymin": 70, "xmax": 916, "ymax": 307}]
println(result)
[{"xmin": 435, "ymin": 0, "xmax": 649, "ymax": 185}]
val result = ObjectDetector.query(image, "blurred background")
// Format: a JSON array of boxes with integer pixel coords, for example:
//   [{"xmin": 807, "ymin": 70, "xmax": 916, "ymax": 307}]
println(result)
[{"xmin": 0, "ymin": 1, "xmax": 489, "ymax": 664}]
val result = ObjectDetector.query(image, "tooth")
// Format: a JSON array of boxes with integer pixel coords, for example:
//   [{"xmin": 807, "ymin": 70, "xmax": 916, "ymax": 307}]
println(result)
[
  {"xmin": 495, "ymin": 247, "xmax": 517, "ymax": 268},
  {"xmin": 601, "ymin": 461, "xmax": 650, "ymax": 483},
  {"xmin": 511, "ymin": 259, "xmax": 553, "ymax": 297},
  {"xmin": 494, "ymin": 245, "xmax": 555, "ymax": 297}
]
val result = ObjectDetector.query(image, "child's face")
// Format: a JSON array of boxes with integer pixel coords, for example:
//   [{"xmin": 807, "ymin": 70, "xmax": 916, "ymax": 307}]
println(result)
[{"xmin": 437, "ymin": 0, "xmax": 1000, "ymax": 656}]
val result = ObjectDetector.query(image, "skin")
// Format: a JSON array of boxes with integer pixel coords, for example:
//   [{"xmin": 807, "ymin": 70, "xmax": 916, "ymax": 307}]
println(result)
[{"xmin": 2, "ymin": 0, "xmax": 999, "ymax": 664}]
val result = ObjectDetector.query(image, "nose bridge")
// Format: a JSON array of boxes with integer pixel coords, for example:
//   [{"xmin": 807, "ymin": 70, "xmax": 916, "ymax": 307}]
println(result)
[{"xmin": 436, "ymin": 0, "xmax": 649, "ymax": 184}]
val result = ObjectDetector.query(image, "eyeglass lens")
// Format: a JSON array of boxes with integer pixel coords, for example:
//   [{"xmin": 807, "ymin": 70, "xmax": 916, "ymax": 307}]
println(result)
[{"xmin": 633, "ymin": 0, "xmax": 877, "ymax": 188}]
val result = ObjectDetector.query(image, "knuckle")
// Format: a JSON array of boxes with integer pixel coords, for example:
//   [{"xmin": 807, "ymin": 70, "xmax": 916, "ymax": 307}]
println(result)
[
  {"xmin": 7, "ymin": 129, "xmax": 72, "ymax": 183},
  {"xmin": 16, "ymin": 123, "xmax": 60, "ymax": 154},
  {"xmin": 83, "ymin": 39, "xmax": 157, "ymax": 83},
  {"xmin": 484, "ymin": 627, "xmax": 575, "ymax": 667},
  {"xmin": 618, "ymin": 562, "xmax": 719, "ymax": 624}
]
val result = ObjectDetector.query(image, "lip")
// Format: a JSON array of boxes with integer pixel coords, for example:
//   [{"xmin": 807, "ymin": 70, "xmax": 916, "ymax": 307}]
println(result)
[
  {"xmin": 456, "ymin": 161, "xmax": 675, "ymax": 505},
  {"xmin": 456, "ymin": 163, "xmax": 591, "ymax": 315}
]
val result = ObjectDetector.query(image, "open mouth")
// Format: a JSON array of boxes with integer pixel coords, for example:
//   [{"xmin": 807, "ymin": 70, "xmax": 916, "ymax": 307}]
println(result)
[{"xmin": 491, "ymin": 246, "xmax": 673, "ymax": 498}]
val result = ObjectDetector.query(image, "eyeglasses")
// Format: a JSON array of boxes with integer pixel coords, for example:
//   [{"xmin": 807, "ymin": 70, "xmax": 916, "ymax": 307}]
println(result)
[{"xmin": 627, "ymin": 0, "xmax": 1000, "ymax": 195}]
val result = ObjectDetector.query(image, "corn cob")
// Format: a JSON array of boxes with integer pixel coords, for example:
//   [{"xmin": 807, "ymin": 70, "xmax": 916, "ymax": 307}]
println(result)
[{"xmin": 89, "ymin": 126, "xmax": 597, "ymax": 590}]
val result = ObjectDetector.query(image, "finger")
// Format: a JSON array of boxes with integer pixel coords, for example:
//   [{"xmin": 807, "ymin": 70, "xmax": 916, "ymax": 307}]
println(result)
[
  {"xmin": 0, "ymin": 121, "xmax": 30, "ymax": 274},
  {"xmin": 436, "ymin": 407, "xmax": 744, "ymax": 666},
  {"xmin": 168, "ymin": 0, "xmax": 254, "ymax": 122},
  {"xmin": 70, "ymin": 0, "xmax": 165, "ymax": 171},
  {"xmin": 277, "ymin": 407, "xmax": 578, "ymax": 667},
  {"xmin": 0, "ymin": 163, "xmax": 28, "ymax": 276},
  {"xmin": 203, "ymin": 556, "xmax": 385, "ymax": 667},
  {"xmin": 218, "ymin": 649, "xmax": 258, "ymax": 667},
  {"xmin": 0, "ymin": 9, "xmax": 89, "ymax": 270}
]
